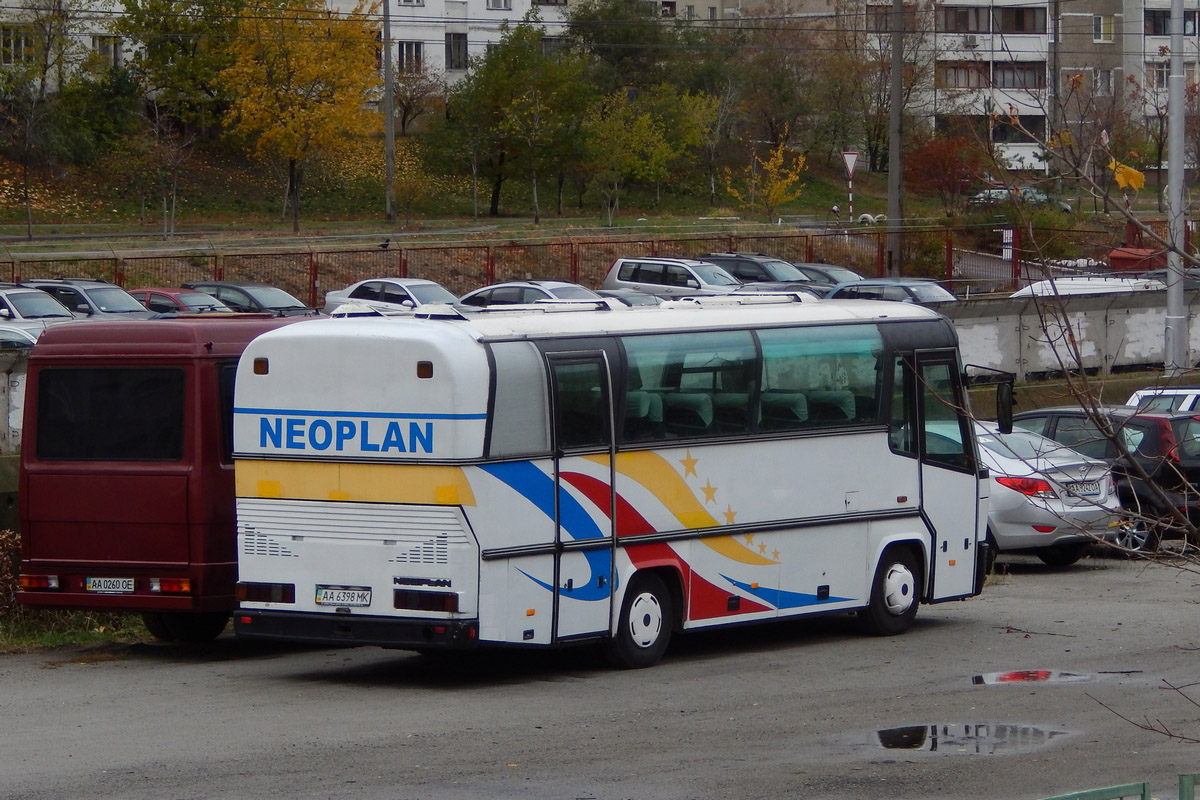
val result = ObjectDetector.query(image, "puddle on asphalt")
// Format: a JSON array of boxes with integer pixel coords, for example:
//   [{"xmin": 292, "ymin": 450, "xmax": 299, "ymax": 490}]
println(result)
[
  {"xmin": 972, "ymin": 669, "xmax": 1092, "ymax": 685},
  {"xmin": 875, "ymin": 723, "xmax": 1072, "ymax": 754}
]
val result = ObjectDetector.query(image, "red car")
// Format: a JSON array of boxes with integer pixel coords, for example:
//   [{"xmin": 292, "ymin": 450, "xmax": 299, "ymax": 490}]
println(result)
[{"xmin": 128, "ymin": 287, "xmax": 234, "ymax": 314}]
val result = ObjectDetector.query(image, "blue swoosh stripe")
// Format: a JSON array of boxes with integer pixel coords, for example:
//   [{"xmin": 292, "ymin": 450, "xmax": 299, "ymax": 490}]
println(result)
[{"xmin": 722, "ymin": 575, "xmax": 851, "ymax": 609}]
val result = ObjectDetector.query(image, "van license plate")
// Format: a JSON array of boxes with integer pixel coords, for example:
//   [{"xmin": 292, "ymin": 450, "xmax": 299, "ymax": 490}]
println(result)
[
  {"xmin": 1067, "ymin": 481, "xmax": 1101, "ymax": 497},
  {"xmin": 86, "ymin": 577, "xmax": 134, "ymax": 593},
  {"xmin": 315, "ymin": 586, "xmax": 372, "ymax": 607}
]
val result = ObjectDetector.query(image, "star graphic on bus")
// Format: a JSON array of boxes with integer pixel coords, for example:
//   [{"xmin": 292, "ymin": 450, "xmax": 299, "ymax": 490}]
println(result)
[
  {"xmin": 725, "ymin": 506, "xmax": 737, "ymax": 524},
  {"xmin": 680, "ymin": 450, "xmax": 698, "ymax": 477},
  {"xmin": 702, "ymin": 481, "xmax": 717, "ymax": 503}
]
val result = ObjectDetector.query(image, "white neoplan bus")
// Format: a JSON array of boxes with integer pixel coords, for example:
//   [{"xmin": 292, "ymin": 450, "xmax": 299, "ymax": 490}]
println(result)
[{"xmin": 232, "ymin": 296, "xmax": 990, "ymax": 668}]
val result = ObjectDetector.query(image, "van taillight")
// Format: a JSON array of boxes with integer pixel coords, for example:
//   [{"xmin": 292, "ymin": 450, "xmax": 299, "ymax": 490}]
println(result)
[
  {"xmin": 150, "ymin": 578, "xmax": 191, "ymax": 594},
  {"xmin": 237, "ymin": 582, "xmax": 295, "ymax": 603},
  {"xmin": 18, "ymin": 574, "xmax": 59, "ymax": 590}
]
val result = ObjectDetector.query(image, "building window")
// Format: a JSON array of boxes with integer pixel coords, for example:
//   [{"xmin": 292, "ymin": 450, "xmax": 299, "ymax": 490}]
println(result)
[
  {"xmin": 0, "ymin": 26, "xmax": 34, "ymax": 66},
  {"xmin": 992, "ymin": 114, "xmax": 1045, "ymax": 143},
  {"xmin": 939, "ymin": 6, "xmax": 988, "ymax": 33},
  {"xmin": 541, "ymin": 36, "xmax": 568, "ymax": 57},
  {"xmin": 1142, "ymin": 9, "xmax": 1193, "ymax": 35},
  {"xmin": 1093, "ymin": 14, "xmax": 1114, "ymax": 42},
  {"xmin": 685, "ymin": 4, "xmax": 694, "ymax": 17},
  {"xmin": 445, "ymin": 33, "xmax": 467, "ymax": 70},
  {"xmin": 534, "ymin": 0, "xmax": 568, "ymax": 5},
  {"xmin": 937, "ymin": 61, "xmax": 987, "ymax": 88},
  {"xmin": 992, "ymin": 62, "xmax": 1046, "ymax": 89},
  {"xmin": 993, "ymin": 7, "xmax": 1046, "ymax": 33},
  {"xmin": 708, "ymin": 5, "xmax": 716, "ymax": 18},
  {"xmin": 1149, "ymin": 61, "xmax": 1169, "ymax": 88},
  {"xmin": 486, "ymin": 0, "xmax": 512, "ymax": 8},
  {"xmin": 92, "ymin": 35, "xmax": 120, "ymax": 67},
  {"xmin": 399, "ymin": 40, "xmax": 422, "ymax": 72},
  {"xmin": 1093, "ymin": 68, "xmax": 1113, "ymax": 96}
]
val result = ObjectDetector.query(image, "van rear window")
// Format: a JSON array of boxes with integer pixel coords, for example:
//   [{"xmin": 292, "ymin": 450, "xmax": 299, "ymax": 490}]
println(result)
[{"xmin": 37, "ymin": 367, "xmax": 186, "ymax": 461}]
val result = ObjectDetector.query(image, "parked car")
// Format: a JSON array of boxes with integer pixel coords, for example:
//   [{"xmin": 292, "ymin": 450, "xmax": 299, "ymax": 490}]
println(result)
[
  {"xmin": 0, "ymin": 284, "xmax": 79, "ymax": 333},
  {"xmin": 974, "ymin": 421, "xmax": 1120, "ymax": 568},
  {"xmin": 181, "ymin": 281, "xmax": 318, "ymax": 316},
  {"xmin": 1015, "ymin": 187, "xmax": 1073, "ymax": 213},
  {"xmin": 321, "ymin": 277, "xmax": 457, "ymax": 315},
  {"xmin": 826, "ymin": 278, "xmax": 957, "ymax": 303},
  {"xmin": 1010, "ymin": 276, "xmax": 1166, "ymax": 298},
  {"xmin": 128, "ymin": 287, "xmax": 233, "ymax": 314},
  {"xmin": 595, "ymin": 288, "xmax": 663, "ymax": 306},
  {"xmin": 600, "ymin": 256, "xmax": 741, "ymax": 298},
  {"xmin": 1126, "ymin": 386, "xmax": 1200, "ymax": 412},
  {"xmin": 699, "ymin": 253, "xmax": 834, "ymax": 295},
  {"xmin": 1013, "ymin": 405, "xmax": 1200, "ymax": 551},
  {"xmin": 458, "ymin": 280, "xmax": 603, "ymax": 307},
  {"xmin": 788, "ymin": 263, "xmax": 865, "ymax": 285},
  {"xmin": 20, "ymin": 278, "xmax": 154, "ymax": 319},
  {"xmin": 967, "ymin": 188, "xmax": 1012, "ymax": 208},
  {"xmin": 0, "ymin": 325, "xmax": 39, "ymax": 348}
]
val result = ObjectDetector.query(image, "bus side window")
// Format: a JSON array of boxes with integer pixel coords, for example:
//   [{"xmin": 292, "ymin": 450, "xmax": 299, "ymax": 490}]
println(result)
[{"xmin": 759, "ymin": 326, "xmax": 883, "ymax": 431}]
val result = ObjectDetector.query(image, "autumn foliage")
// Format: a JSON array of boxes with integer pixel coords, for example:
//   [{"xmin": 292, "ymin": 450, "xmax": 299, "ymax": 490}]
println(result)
[{"xmin": 903, "ymin": 135, "xmax": 986, "ymax": 213}]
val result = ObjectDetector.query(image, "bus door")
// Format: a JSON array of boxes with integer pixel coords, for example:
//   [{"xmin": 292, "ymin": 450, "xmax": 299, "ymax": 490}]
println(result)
[
  {"xmin": 547, "ymin": 353, "xmax": 616, "ymax": 641},
  {"xmin": 914, "ymin": 349, "xmax": 983, "ymax": 601}
]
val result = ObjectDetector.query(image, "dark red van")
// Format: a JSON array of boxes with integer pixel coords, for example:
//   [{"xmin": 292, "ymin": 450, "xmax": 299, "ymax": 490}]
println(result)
[{"xmin": 17, "ymin": 316, "xmax": 302, "ymax": 641}]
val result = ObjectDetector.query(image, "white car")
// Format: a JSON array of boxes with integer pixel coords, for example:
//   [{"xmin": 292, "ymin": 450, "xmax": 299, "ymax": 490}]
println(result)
[
  {"xmin": 975, "ymin": 421, "xmax": 1121, "ymax": 568},
  {"xmin": 322, "ymin": 278, "xmax": 457, "ymax": 315},
  {"xmin": 1126, "ymin": 386, "xmax": 1200, "ymax": 412},
  {"xmin": 1010, "ymin": 276, "xmax": 1166, "ymax": 298}
]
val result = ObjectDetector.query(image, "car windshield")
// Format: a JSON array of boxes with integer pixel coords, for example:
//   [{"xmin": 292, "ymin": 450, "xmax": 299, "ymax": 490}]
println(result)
[
  {"xmin": 407, "ymin": 283, "xmax": 458, "ymax": 304},
  {"xmin": 977, "ymin": 428, "xmax": 1065, "ymax": 461},
  {"xmin": 178, "ymin": 293, "xmax": 231, "ymax": 312},
  {"xmin": 909, "ymin": 284, "xmax": 956, "ymax": 302},
  {"xmin": 8, "ymin": 292, "xmax": 74, "ymax": 319},
  {"xmin": 692, "ymin": 265, "xmax": 740, "ymax": 286},
  {"xmin": 547, "ymin": 285, "xmax": 599, "ymax": 300},
  {"xmin": 761, "ymin": 261, "xmax": 810, "ymax": 281},
  {"xmin": 90, "ymin": 287, "xmax": 153, "ymax": 312},
  {"xmin": 245, "ymin": 286, "xmax": 306, "ymax": 309},
  {"xmin": 811, "ymin": 265, "xmax": 862, "ymax": 283}
]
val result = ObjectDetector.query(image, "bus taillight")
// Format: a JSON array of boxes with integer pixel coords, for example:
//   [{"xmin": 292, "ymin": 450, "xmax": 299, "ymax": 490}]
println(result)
[
  {"xmin": 236, "ymin": 582, "xmax": 296, "ymax": 603},
  {"xmin": 395, "ymin": 590, "xmax": 459, "ymax": 613},
  {"xmin": 150, "ymin": 578, "xmax": 192, "ymax": 594},
  {"xmin": 18, "ymin": 574, "xmax": 59, "ymax": 590}
]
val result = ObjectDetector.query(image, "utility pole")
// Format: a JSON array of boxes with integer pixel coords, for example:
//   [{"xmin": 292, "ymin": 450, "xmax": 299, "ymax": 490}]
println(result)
[
  {"xmin": 382, "ymin": 0, "xmax": 396, "ymax": 223},
  {"xmin": 885, "ymin": 0, "xmax": 905, "ymax": 276},
  {"xmin": 1166, "ymin": 0, "xmax": 1188, "ymax": 374}
]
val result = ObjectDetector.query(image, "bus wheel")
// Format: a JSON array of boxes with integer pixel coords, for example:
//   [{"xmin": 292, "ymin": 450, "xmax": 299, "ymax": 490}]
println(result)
[
  {"xmin": 859, "ymin": 547, "xmax": 919, "ymax": 636},
  {"xmin": 140, "ymin": 612, "xmax": 178, "ymax": 643},
  {"xmin": 163, "ymin": 612, "xmax": 231, "ymax": 643},
  {"xmin": 603, "ymin": 573, "xmax": 671, "ymax": 669}
]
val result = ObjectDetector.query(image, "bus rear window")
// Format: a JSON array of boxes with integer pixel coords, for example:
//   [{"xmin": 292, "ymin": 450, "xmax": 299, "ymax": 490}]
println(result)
[{"xmin": 37, "ymin": 367, "xmax": 186, "ymax": 461}]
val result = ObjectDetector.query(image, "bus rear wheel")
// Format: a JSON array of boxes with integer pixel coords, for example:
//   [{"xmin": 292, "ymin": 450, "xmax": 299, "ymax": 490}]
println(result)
[
  {"xmin": 859, "ymin": 547, "xmax": 920, "ymax": 636},
  {"xmin": 140, "ymin": 612, "xmax": 178, "ymax": 642},
  {"xmin": 602, "ymin": 573, "xmax": 672, "ymax": 669}
]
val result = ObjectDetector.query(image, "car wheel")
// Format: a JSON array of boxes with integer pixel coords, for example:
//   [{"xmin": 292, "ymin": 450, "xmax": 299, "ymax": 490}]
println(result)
[
  {"xmin": 1113, "ymin": 519, "xmax": 1160, "ymax": 554},
  {"xmin": 162, "ymin": 612, "xmax": 231, "ymax": 643},
  {"xmin": 859, "ymin": 546, "xmax": 920, "ymax": 636},
  {"xmin": 1037, "ymin": 542, "xmax": 1088, "ymax": 568},
  {"xmin": 140, "ymin": 612, "xmax": 178, "ymax": 642},
  {"xmin": 602, "ymin": 573, "xmax": 672, "ymax": 669}
]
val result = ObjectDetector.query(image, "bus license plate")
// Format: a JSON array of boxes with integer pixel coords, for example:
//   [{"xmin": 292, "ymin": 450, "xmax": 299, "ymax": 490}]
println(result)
[
  {"xmin": 86, "ymin": 577, "xmax": 134, "ymax": 593},
  {"xmin": 315, "ymin": 585, "xmax": 372, "ymax": 607},
  {"xmin": 1067, "ymin": 481, "xmax": 1101, "ymax": 497}
]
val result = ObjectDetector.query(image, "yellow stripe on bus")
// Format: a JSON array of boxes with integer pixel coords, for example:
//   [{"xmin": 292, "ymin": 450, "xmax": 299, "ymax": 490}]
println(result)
[{"xmin": 235, "ymin": 461, "xmax": 476, "ymax": 506}]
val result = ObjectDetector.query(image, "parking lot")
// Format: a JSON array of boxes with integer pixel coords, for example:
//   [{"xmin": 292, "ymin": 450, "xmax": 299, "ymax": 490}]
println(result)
[{"xmin": 2, "ymin": 549, "xmax": 1197, "ymax": 800}]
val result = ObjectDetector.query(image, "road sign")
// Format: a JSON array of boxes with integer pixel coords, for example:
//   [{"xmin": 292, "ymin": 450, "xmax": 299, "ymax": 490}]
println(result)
[{"xmin": 842, "ymin": 151, "xmax": 859, "ymax": 178}]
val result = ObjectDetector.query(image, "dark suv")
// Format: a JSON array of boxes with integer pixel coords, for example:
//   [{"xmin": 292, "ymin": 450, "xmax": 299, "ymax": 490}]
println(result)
[
  {"xmin": 1013, "ymin": 405, "xmax": 1200, "ymax": 550},
  {"xmin": 700, "ymin": 253, "xmax": 834, "ymax": 296},
  {"xmin": 181, "ymin": 281, "xmax": 318, "ymax": 316},
  {"xmin": 20, "ymin": 278, "xmax": 154, "ymax": 319}
]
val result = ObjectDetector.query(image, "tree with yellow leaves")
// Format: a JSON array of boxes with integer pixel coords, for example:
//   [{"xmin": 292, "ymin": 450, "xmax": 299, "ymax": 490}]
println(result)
[
  {"xmin": 723, "ymin": 138, "xmax": 806, "ymax": 223},
  {"xmin": 218, "ymin": 0, "xmax": 380, "ymax": 232}
]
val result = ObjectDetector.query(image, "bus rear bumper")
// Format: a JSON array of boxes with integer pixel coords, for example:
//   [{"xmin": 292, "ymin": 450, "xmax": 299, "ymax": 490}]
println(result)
[{"xmin": 233, "ymin": 609, "xmax": 480, "ymax": 650}]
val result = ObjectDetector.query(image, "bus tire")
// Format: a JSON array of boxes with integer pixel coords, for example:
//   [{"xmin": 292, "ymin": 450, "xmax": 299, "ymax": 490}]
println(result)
[
  {"xmin": 163, "ymin": 611, "xmax": 231, "ymax": 643},
  {"xmin": 140, "ymin": 612, "xmax": 178, "ymax": 642},
  {"xmin": 859, "ymin": 546, "xmax": 920, "ymax": 636},
  {"xmin": 602, "ymin": 573, "xmax": 672, "ymax": 669}
]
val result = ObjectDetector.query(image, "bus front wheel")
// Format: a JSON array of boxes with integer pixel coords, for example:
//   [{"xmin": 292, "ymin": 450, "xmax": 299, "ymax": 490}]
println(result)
[
  {"xmin": 859, "ymin": 547, "xmax": 920, "ymax": 636},
  {"xmin": 602, "ymin": 573, "xmax": 672, "ymax": 669}
]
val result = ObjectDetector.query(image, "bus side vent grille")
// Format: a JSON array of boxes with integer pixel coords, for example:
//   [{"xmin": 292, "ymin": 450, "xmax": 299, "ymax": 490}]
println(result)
[
  {"xmin": 390, "ymin": 534, "xmax": 450, "ymax": 565},
  {"xmin": 242, "ymin": 533, "xmax": 298, "ymax": 558}
]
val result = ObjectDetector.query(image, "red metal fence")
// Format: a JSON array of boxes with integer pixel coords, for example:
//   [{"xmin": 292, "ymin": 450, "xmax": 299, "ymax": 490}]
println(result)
[{"xmin": 0, "ymin": 224, "xmax": 1146, "ymax": 304}]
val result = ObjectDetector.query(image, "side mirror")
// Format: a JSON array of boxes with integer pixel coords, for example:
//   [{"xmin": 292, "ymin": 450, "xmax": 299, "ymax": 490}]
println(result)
[
  {"xmin": 75, "ymin": 303, "xmax": 92, "ymax": 315},
  {"xmin": 996, "ymin": 381, "xmax": 1014, "ymax": 434},
  {"xmin": 0, "ymin": 308, "xmax": 10, "ymax": 319},
  {"xmin": 686, "ymin": 279, "xmax": 700, "ymax": 289}
]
